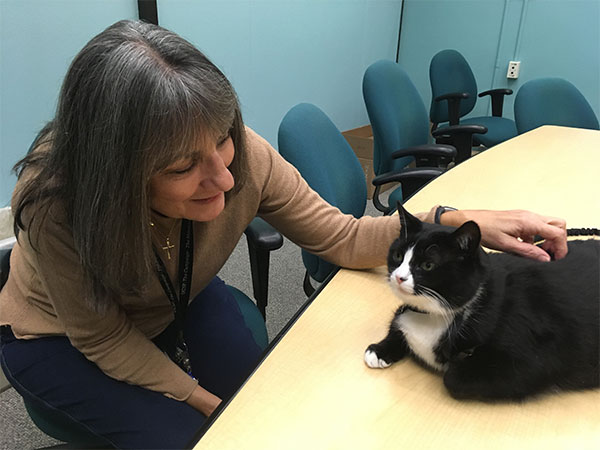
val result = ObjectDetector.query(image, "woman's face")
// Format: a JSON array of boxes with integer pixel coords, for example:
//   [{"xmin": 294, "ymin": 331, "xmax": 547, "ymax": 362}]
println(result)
[{"xmin": 149, "ymin": 134, "xmax": 235, "ymax": 222}]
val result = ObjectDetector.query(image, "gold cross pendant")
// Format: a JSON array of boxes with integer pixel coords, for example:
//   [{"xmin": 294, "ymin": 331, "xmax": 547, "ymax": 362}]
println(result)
[{"xmin": 162, "ymin": 238, "xmax": 175, "ymax": 260}]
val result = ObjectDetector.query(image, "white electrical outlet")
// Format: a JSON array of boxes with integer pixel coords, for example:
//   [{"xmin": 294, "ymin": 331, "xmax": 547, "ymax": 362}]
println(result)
[{"xmin": 507, "ymin": 61, "xmax": 521, "ymax": 79}]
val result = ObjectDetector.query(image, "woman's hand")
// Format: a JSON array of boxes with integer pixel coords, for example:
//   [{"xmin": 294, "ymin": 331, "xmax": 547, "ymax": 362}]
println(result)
[
  {"xmin": 185, "ymin": 385, "xmax": 222, "ymax": 417},
  {"xmin": 441, "ymin": 209, "xmax": 568, "ymax": 261}
]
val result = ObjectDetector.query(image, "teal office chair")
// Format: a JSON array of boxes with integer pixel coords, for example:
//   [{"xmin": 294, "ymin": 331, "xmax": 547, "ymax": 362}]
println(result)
[
  {"xmin": 278, "ymin": 103, "xmax": 443, "ymax": 295},
  {"xmin": 363, "ymin": 59, "xmax": 484, "ymax": 211},
  {"xmin": 429, "ymin": 49, "xmax": 517, "ymax": 148},
  {"xmin": 514, "ymin": 77, "xmax": 599, "ymax": 134}
]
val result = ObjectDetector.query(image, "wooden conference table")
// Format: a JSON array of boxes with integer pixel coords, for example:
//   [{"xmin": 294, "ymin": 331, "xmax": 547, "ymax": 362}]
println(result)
[{"xmin": 194, "ymin": 126, "xmax": 600, "ymax": 450}]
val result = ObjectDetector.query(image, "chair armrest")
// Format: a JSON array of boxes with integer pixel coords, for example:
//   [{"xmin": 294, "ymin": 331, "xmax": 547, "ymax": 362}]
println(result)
[
  {"xmin": 432, "ymin": 124, "xmax": 488, "ymax": 164},
  {"xmin": 372, "ymin": 167, "xmax": 443, "ymax": 187},
  {"xmin": 478, "ymin": 88, "xmax": 512, "ymax": 97},
  {"xmin": 244, "ymin": 217, "xmax": 283, "ymax": 251},
  {"xmin": 478, "ymin": 88, "xmax": 513, "ymax": 117},
  {"xmin": 391, "ymin": 144, "xmax": 456, "ymax": 161},
  {"xmin": 434, "ymin": 92, "xmax": 470, "ymax": 102},
  {"xmin": 432, "ymin": 124, "xmax": 488, "ymax": 138},
  {"xmin": 371, "ymin": 168, "xmax": 444, "ymax": 213},
  {"xmin": 434, "ymin": 92, "xmax": 470, "ymax": 126},
  {"xmin": 243, "ymin": 218, "xmax": 283, "ymax": 319}
]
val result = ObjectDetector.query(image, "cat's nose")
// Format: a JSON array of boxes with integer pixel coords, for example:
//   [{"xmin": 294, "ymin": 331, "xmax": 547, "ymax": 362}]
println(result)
[{"xmin": 395, "ymin": 274, "xmax": 408, "ymax": 284}]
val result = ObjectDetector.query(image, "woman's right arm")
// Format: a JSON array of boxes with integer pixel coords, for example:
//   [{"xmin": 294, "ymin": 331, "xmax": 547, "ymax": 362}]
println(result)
[{"xmin": 245, "ymin": 128, "xmax": 400, "ymax": 269}]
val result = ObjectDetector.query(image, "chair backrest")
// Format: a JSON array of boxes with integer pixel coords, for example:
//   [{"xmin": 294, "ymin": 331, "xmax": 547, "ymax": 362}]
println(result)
[
  {"xmin": 278, "ymin": 103, "xmax": 367, "ymax": 282},
  {"xmin": 362, "ymin": 60, "xmax": 428, "ymax": 176},
  {"xmin": 429, "ymin": 49, "xmax": 478, "ymax": 124},
  {"xmin": 0, "ymin": 238, "xmax": 16, "ymax": 290},
  {"xmin": 514, "ymin": 77, "xmax": 600, "ymax": 134}
]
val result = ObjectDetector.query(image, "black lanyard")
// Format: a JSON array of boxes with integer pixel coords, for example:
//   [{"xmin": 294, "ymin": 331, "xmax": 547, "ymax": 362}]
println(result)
[{"xmin": 153, "ymin": 219, "xmax": 194, "ymax": 371}]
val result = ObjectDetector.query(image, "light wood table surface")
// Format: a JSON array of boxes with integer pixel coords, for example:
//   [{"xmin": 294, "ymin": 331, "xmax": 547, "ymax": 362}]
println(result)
[{"xmin": 194, "ymin": 126, "xmax": 600, "ymax": 450}]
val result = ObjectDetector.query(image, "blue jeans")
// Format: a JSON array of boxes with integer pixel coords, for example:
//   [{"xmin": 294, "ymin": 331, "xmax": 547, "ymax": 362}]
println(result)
[{"xmin": 0, "ymin": 277, "xmax": 262, "ymax": 449}]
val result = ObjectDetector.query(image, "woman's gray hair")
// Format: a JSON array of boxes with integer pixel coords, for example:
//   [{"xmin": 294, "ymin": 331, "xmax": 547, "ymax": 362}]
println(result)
[{"xmin": 13, "ymin": 20, "xmax": 247, "ymax": 311}]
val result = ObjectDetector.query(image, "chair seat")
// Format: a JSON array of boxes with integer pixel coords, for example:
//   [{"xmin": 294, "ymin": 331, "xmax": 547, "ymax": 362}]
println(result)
[
  {"xmin": 24, "ymin": 400, "xmax": 110, "ymax": 447},
  {"xmin": 436, "ymin": 116, "xmax": 517, "ymax": 148},
  {"xmin": 227, "ymin": 286, "xmax": 269, "ymax": 350},
  {"xmin": 301, "ymin": 250, "xmax": 335, "ymax": 284},
  {"xmin": 460, "ymin": 116, "xmax": 517, "ymax": 147}
]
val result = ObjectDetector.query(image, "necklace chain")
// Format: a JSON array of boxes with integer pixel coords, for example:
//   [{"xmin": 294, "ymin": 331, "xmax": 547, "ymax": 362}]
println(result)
[{"xmin": 150, "ymin": 220, "xmax": 178, "ymax": 260}]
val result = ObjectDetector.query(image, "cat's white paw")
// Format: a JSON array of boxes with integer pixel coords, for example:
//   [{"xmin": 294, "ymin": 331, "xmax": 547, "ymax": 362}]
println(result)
[{"xmin": 364, "ymin": 349, "xmax": 391, "ymax": 369}]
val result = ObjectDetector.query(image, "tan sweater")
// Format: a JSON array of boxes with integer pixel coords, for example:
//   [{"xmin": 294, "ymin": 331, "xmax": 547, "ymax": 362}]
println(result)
[{"xmin": 0, "ymin": 128, "xmax": 428, "ymax": 401}]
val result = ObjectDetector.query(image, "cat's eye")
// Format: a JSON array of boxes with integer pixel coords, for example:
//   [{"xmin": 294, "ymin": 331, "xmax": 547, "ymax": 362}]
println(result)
[
  {"xmin": 394, "ymin": 249, "xmax": 404, "ymax": 261},
  {"xmin": 420, "ymin": 261, "xmax": 435, "ymax": 271}
]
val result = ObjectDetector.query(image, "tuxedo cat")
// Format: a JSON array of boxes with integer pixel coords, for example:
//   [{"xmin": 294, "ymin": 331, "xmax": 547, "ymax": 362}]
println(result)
[{"xmin": 365, "ymin": 206, "xmax": 599, "ymax": 401}]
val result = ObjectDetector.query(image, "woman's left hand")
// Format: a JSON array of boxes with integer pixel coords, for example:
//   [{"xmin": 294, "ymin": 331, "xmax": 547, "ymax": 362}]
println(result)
[{"xmin": 440, "ymin": 209, "xmax": 568, "ymax": 261}]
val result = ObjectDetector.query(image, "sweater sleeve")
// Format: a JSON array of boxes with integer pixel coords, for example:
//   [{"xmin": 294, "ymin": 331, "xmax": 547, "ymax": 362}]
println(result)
[
  {"xmin": 27, "ymin": 212, "xmax": 198, "ymax": 401},
  {"xmin": 246, "ymin": 129, "xmax": 402, "ymax": 268}
]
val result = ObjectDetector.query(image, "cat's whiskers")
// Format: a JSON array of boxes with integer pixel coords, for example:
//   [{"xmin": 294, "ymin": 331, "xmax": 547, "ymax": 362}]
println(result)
[
  {"xmin": 414, "ymin": 285, "xmax": 455, "ymax": 331},
  {"xmin": 429, "ymin": 283, "xmax": 485, "ymax": 341},
  {"xmin": 415, "ymin": 285, "xmax": 450, "ymax": 312}
]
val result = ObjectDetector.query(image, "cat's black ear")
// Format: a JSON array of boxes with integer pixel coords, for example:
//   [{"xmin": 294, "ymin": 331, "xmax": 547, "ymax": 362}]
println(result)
[
  {"xmin": 451, "ymin": 221, "xmax": 481, "ymax": 253},
  {"xmin": 397, "ymin": 202, "xmax": 422, "ymax": 239}
]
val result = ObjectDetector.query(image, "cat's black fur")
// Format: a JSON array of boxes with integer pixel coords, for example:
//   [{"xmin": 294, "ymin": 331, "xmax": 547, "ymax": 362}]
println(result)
[{"xmin": 365, "ymin": 206, "xmax": 599, "ymax": 401}]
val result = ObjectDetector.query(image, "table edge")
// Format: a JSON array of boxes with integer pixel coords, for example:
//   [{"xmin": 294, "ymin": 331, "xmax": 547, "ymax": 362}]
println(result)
[{"xmin": 187, "ymin": 266, "xmax": 342, "ymax": 448}]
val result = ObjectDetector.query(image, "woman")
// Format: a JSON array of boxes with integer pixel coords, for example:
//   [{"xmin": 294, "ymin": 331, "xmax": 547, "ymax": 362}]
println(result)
[{"xmin": 0, "ymin": 20, "xmax": 567, "ymax": 449}]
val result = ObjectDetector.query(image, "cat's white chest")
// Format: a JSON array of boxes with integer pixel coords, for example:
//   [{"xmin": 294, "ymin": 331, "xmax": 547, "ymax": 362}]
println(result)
[{"xmin": 395, "ymin": 310, "xmax": 451, "ymax": 371}]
